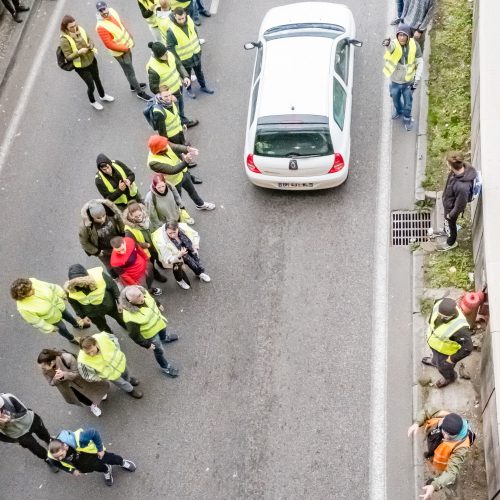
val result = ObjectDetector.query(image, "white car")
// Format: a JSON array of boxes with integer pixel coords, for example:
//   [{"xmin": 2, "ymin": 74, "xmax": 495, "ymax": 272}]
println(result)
[{"xmin": 243, "ymin": 2, "xmax": 362, "ymax": 190}]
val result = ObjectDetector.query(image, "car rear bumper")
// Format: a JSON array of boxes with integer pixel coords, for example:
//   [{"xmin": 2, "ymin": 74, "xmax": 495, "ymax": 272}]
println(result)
[{"xmin": 245, "ymin": 167, "xmax": 349, "ymax": 190}]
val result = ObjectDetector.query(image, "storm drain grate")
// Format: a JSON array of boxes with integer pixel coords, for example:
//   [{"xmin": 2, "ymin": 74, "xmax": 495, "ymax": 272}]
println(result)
[{"xmin": 391, "ymin": 210, "xmax": 431, "ymax": 246}]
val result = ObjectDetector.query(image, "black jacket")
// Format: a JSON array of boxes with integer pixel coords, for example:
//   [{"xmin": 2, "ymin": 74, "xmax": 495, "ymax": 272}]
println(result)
[{"xmin": 442, "ymin": 164, "xmax": 476, "ymax": 219}]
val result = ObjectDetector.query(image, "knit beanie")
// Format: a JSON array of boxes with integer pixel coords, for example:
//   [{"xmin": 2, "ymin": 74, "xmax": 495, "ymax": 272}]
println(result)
[
  {"xmin": 148, "ymin": 41, "xmax": 167, "ymax": 58},
  {"xmin": 88, "ymin": 201, "xmax": 106, "ymax": 218},
  {"xmin": 68, "ymin": 264, "xmax": 89, "ymax": 280},
  {"xmin": 148, "ymin": 135, "xmax": 169, "ymax": 155},
  {"xmin": 438, "ymin": 298, "xmax": 457, "ymax": 317},
  {"xmin": 441, "ymin": 413, "xmax": 463, "ymax": 435},
  {"xmin": 396, "ymin": 23, "xmax": 412, "ymax": 38}
]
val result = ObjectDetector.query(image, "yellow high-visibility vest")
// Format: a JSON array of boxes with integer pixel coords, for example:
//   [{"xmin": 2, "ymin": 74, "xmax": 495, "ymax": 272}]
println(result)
[
  {"xmin": 146, "ymin": 52, "xmax": 182, "ymax": 94},
  {"xmin": 154, "ymin": 102, "xmax": 183, "ymax": 138},
  {"xmin": 61, "ymin": 27, "xmax": 96, "ymax": 68},
  {"xmin": 148, "ymin": 147, "xmax": 187, "ymax": 186},
  {"xmin": 383, "ymin": 38, "xmax": 416, "ymax": 81},
  {"xmin": 67, "ymin": 267, "xmax": 107, "ymax": 306},
  {"xmin": 170, "ymin": 0, "xmax": 191, "ymax": 9},
  {"xmin": 169, "ymin": 16, "xmax": 200, "ymax": 61},
  {"xmin": 125, "ymin": 225, "xmax": 151, "ymax": 258},
  {"xmin": 97, "ymin": 162, "xmax": 138, "ymax": 206},
  {"xmin": 122, "ymin": 291, "xmax": 166, "ymax": 339},
  {"xmin": 137, "ymin": 0, "xmax": 159, "ymax": 26},
  {"xmin": 96, "ymin": 7, "xmax": 134, "ymax": 57}
]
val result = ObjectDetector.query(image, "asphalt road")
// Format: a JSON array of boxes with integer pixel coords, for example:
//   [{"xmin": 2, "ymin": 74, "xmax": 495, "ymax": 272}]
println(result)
[{"xmin": 0, "ymin": 0, "xmax": 406, "ymax": 498}]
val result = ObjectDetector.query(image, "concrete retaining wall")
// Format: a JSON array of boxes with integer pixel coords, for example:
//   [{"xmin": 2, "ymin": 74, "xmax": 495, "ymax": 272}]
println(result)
[{"xmin": 471, "ymin": 0, "xmax": 500, "ymax": 498}]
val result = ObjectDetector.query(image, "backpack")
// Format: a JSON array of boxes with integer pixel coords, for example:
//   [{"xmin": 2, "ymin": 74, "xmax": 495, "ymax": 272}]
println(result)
[
  {"xmin": 143, "ymin": 99, "xmax": 164, "ymax": 131},
  {"xmin": 56, "ymin": 46, "xmax": 74, "ymax": 72},
  {"xmin": 468, "ymin": 170, "xmax": 482, "ymax": 202}
]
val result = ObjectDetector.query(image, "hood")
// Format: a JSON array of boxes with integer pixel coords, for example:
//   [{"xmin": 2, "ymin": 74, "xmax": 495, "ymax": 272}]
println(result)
[
  {"xmin": 396, "ymin": 23, "xmax": 412, "ymax": 38},
  {"xmin": 80, "ymin": 198, "xmax": 121, "ymax": 227},
  {"xmin": 96, "ymin": 153, "xmax": 112, "ymax": 169},
  {"xmin": 456, "ymin": 164, "xmax": 476, "ymax": 183},
  {"xmin": 56, "ymin": 430, "xmax": 77, "ymax": 449},
  {"xmin": 119, "ymin": 285, "xmax": 148, "ymax": 313},
  {"xmin": 64, "ymin": 275, "xmax": 97, "ymax": 294}
]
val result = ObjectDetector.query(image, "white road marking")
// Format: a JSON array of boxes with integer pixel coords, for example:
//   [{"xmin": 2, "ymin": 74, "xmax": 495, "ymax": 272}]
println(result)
[
  {"xmin": 369, "ymin": 4, "xmax": 394, "ymax": 499},
  {"xmin": 0, "ymin": 0, "xmax": 67, "ymax": 171},
  {"xmin": 209, "ymin": 0, "xmax": 219, "ymax": 15}
]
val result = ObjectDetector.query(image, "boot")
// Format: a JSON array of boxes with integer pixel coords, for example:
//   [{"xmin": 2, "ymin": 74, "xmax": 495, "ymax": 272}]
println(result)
[{"xmin": 128, "ymin": 389, "xmax": 143, "ymax": 399}]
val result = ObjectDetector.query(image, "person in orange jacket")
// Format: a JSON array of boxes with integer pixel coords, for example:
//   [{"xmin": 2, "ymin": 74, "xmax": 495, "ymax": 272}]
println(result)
[{"xmin": 95, "ymin": 1, "xmax": 151, "ymax": 101}]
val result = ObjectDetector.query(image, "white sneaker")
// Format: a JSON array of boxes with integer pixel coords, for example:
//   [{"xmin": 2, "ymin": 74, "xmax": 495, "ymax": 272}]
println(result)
[
  {"xmin": 195, "ymin": 202, "xmax": 216, "ymax": 211},
  {"xmin": 198, "ymin": 273, "xmax": 211, "ymax": 282},
  {"xmin": 185, "ymin": 217, "xmax": 195, "ymax": 225},
  {"xmin": 199, "ymin": 38, "xmax": 206, "ymax": 45},
  {"xmin": 100, "ymin": 94, "xmax": 115, "ymax": 102},
  {"xmin": 102, "ymin": 393, "xmax": 108, "ymax": 401},
  {"xmin": 91, "ymin": 101, "xmax": 103, "ymax": 110},
  {"xmin": 176, "ymin": 279, "xmax": 191, "ymax": 290},
  {"xmin": 90, "ymin": 404, "xmax": 102, "ymax": 417}
]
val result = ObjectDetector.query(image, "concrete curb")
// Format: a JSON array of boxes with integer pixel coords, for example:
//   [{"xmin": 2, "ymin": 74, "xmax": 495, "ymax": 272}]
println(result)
[{"xmin": 0, "ymin": 0, "xmax": 42, "ymax": 91}]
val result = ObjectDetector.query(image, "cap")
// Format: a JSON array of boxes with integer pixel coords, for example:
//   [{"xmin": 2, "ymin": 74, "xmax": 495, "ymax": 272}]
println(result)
[
  {"xmin": 96, "ymin": 1, "xmax": 107, "ymax": 11},
  {"xmin": 68, "ymin": 264, "xmax": 89, "ymax": 280},
  {"xmin": 441, "ymin": 413, "xmax": 463, "ymax": 435},
  {"xmin": 148, "ymin": 135, "xmax": 169, "ymax": 155},
  {"xmin": 438, "ymin": 298, "xmax": 457, "ymax": 317}
]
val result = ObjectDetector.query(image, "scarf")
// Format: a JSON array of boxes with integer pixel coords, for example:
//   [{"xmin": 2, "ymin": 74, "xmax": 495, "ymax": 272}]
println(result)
[{"xmin": 170, "ymin": 230, "xmax": 194, "ymax": 254}]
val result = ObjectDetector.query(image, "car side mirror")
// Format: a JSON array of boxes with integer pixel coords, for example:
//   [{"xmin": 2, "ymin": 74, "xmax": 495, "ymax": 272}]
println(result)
[
  {"xmin": 349, "ymin": 39, "xmax": 363, "ymax": 47},
  {"xmin": 244, "ymin": 42, "xmax": 261, "ymax": 50}
]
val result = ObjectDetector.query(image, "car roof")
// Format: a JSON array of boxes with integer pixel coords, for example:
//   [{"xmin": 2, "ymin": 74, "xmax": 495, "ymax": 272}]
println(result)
[
  {"xmin": 257, "ymin": 36, "xmax": 333, "ymax": 119},
  {"xmin": 260, "ymin": 2, "xmax": 354, "ymax": 37}
]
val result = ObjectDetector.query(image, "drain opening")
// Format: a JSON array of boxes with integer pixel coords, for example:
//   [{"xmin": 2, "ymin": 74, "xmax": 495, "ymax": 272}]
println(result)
[{"xmin": 391, "ymin": 210, "xmax": 431, "ymax": 246}]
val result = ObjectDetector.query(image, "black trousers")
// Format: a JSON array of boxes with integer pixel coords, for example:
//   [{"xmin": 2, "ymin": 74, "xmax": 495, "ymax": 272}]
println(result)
[
  {"xmin": 75, "ymin": 59, "xmax": 105, "ymax": 103},
  {"xmin": 431, "ymin": 348, "xmax": 457, "ymax": 382},
  {"xmin": 176, "ymin": 171, "xmax": 204, "ymax": 207},
  {"xmin": 89, "ymin": 304, "xmax": 126, "ymax": 333},
  {"xmin": 445, "ymin": 216, "xmax": 458, "ymax": 246},
  {"xmin": 185, "ymin": 61, "xmax": 207, "ymax": 89},
  {"xmin": 73, "ymin": 451, "xmax": 123, "ymax": 473},
  {"xmin": 0, "ymin": 413, "xmax": 50, "ymax": 460},
  {"xmin": 1, "ymin": 0, "xmax": 20, "ymax": 16}
]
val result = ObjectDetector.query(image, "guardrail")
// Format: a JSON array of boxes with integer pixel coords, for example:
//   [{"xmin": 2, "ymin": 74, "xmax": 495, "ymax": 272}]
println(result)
[{"xmin": 471, "ymin": 0, "xmax": 500, "ymax": 498}]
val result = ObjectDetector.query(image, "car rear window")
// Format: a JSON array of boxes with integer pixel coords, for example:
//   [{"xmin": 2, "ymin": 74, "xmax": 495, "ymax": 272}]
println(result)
[{"xmin": 254, "ymin": 126, "xmax": 333, "ymax": 157}]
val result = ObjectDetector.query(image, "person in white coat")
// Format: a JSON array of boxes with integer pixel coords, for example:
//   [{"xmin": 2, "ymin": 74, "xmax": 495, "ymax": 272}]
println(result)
[{"xmin": 151, "ymin": 221, "xmax": 209, "ymax": 289}]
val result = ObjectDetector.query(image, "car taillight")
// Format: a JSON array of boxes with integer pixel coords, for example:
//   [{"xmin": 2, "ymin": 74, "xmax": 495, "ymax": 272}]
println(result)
[
  {"xmin": 328, "ymin": 153, "xmax": 345, "ymax": 173},
  {"xmin": 246, "ymin": 154, "xmax": 261, "ymax": 174}
]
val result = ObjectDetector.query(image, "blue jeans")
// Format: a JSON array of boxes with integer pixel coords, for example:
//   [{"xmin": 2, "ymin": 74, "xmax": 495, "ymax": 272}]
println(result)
[
  {"xmin": 189, "ymin": 0, "xmax": 207, "ymax": 21},
  {"xmin": 53, "ymin": 308, "xmax": 78, "ymax": 341},
  {"xmin": 389, "ymin": 82, "xmax": 413, "ymax": 120},
  {"xmin": 150, "ymin": 329, "xmax": 170, "ymax": 370},
  {"xmin": 396, "ymin": 0, "xmax": 404, "ymax": 18}
]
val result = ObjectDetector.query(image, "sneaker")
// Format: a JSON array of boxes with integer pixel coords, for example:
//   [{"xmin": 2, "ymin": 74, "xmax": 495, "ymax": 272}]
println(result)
[
  {"xmin": 436, "ymin": 241, "xmax": 458, "ymax": 252},
  {"xmin": 69, "ymin": 337, "xmax": 80, "ymax": 345},
  {"xmin": 131, "ymin": 83, "xmax": 147, "ymax": 92},
  {"xmin": 186, "ymin": 119, "xmax": 199, "ymax": 128},
  {"xmin": 12, "ymin": 15, "xmax": 22, "ymax": 22},
  {"xmin": 128, "ymin": 389, "xmax": 143, "ymax": 399},
  {"xmin": 150, "ymin": 287, "xmax": 163, "ymax": 296},
  {"xmin": 421, "ymin": 357, "xmax": 434, "ymax": 367},
  {"xmin": 162, "ymin": 333, "xmax": 179, "ymax": 343},
  {"xmin": 390, "ymin": 17, "xmax": 401, "ymax": 25},
  {"xmin": 194, "ymin": 18, "xmax": 201, "ymax": 26},
  {"xmin": 137, "ymin": 91, "xmax": 152, "ymax": 101},
  {"xmin": 176, "ymin": 279, "xmax": 191, "ymax": 290},
  {"xmin": 102, "ymin": 393, "xmax": 108, "ymax": 401},
  {"xmin": 198, "ymin": 273, "xmax": 211, "ymax": 282},
  {"xmin": 392, "ymin": 110, "xmax": 402, "ymax": 120},
  {"xmin": 186, "ymin": 88, "xmax": 196, "ymax": 99},
  {"xmin": 100, "ymin": 94, "xmax": 115, "ymax": 102},
  {"xmin": 90, "ymin": 404, "xmax": 102, "ymax": 417},
  {"xmin": 404, "ymin": 119, "xmax": 414, "ymax": 132},
  {"xmin": 200, "ymin": 10, "xmax": 211, "ymax": 17},
  {"xmin": 190, "ymin": 175, "xmax": 203, "ymax": 184},
  {"xmin": 200, "ymin": 86, "xmax": 214, "ymax": 94},
  {"xmin": 184, "ymin": 217, "xmax": 195, "ymax": 225},
  {"xmin": 91, "ymin": 101, "xmax": 104, "ymax": 111},
  {"xmin": 199, "ymin": 38, "xmax": 206, "ymax": 45},
  {"xmin": 104, "ymin": 465, "xmax": 114, "ymax": 486},
  {"xmin": 195, "ymin": 202, "xmax": 216, "ymax": 211},
  {"xmin": 129, "ymin": 377, "xmax": 140, "ymax": 386},
  {"xmin": 162, "ymin": 365, "xmax": 179, "ymax": 377},
  {"xmin": 121, "ymin": 459, "xmax": 137, "ymax": 472}
]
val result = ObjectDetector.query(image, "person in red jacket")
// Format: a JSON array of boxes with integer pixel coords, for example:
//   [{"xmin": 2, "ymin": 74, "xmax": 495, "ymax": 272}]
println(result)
[
  {"xmin": 110, "ymin": 236, "xmax": 162, "ymax": 296},
  {"xmin": 95, "ymin": 1, "xmax": 151, "ymax": 101}
]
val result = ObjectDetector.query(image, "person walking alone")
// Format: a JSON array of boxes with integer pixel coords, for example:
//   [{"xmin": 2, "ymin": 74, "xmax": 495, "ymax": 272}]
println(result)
[
  {"xmin": 11, "ymin": 277, "xmax": 86, "ymax": 344},
  {"xmin": 64, "ymin": 264, "xmax": 126, "ymax": 334},
  {"xmin": 37, "ymin": 349, "xmax": 109, "ymax": 417},
  {"xmin": 78, "ymin": 332, "xmax": 143, "ymax": 399},
  {"xmin": 0, "ymin": 393, "xmax": 54, "ymax": 470},
  {"xmin": 60, "ymin": 16, "xmax": 114, "ymax": 110},
  {"xmin": 48, "ymin": 427, "xmax": 136, "ymax": 486},
  {"xmin": 95, "ymin": 1, "xmax": 151, "ymax": 101},
  {"xmin": 1, "ymin": 0, "xmax": 29, "ymax": 23},
  {"xmin": 439, "ymin": 151, "xmax": 478, "ymax": 252},
  {"xmin": 422, "ymin": 298, "xmax": 473, "ymax": 388},
  {"xmin": 120, "ymin": 285, "xmax": 179, "ymax": 377},
  {"xmin": 383, "ymin": 24, "xmax": 423, "ymax": 131}
]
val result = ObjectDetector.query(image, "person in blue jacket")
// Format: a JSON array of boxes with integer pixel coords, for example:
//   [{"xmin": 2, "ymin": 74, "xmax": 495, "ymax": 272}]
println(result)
[{"xmin": 47, "ymin": 427, "xmax": 136, "ymax": 486}]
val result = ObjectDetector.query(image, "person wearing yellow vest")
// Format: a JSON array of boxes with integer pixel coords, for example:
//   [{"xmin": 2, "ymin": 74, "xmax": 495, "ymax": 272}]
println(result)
[
  {"xmin": 147, "ymin": 41, "xmax": 198, "ymax": 128},
  {"xmin": 11, "ymin": 277, "xmax": 88, "ymax": 344},
  {"xmin": 60, "ymin": 15, "xmax": 114, "ymax": 110},
  {"xmin": 166, "ymin": 7, "xmax": 214, "ymax": 98},
  {"xmin": 155, "ymin": 0, "xmax": 173, "ymax": 43},
  {"xmin": 422, "ymin": 298, "xmax": 473, "ymax": 388},
  {"xmin": 78, "ymin": 332, "xmax": 143, "ymax": 398},
  {"xmin": 47, "ymin": 427, "xmax": 136, "ymax": 486},
  {"xmin": 136, "ymin": 0, "xmax": 162, "ymax": 41},
  {"xmin": 382, "ymin": 24, "xmax": 422, "ymax": 131},
  {"xmin": 152, "ymin": 221, "xmax": 210, "ymax": 290},
  {"xmin": 65, "ymin": 264, "xmax": 126, "ymax": 333},
  {"xmin": 120, "ymin": 285, "xmax": 179, "ymax": 377},
  {"xmin": 95, "ymin": 154, "xmax": 141, "ymax": 210},
  {"xmin": 147, "ymin": 135, "xmax": 215, "ymax": 210},
  {"xmin": 95, "ymin": 1, "xmax": 151, "ymax": 101},
  {"xmin": 408, "ymin": 409, "xmax": 474, "ymax": 499}
]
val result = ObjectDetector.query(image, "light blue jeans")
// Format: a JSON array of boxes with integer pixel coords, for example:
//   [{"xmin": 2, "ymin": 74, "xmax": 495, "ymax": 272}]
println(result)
[
  {"xmin": 396, "ymin": 0, "xmax": 405, "ymax": 18},
  {"xmin": 389, "ymin": 82, "xmax": 413, "ymax": 120}
]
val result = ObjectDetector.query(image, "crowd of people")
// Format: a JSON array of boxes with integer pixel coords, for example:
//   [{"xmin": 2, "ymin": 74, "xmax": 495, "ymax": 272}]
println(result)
[{"xmin": 1, "ymin": 0, "xmax": 216, "ymax": 487}]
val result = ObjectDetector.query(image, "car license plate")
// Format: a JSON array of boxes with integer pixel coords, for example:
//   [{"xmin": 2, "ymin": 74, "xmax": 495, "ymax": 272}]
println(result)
[{"xmin": 278, "ymin": 182, "xmax": 314, "ymax": 188}]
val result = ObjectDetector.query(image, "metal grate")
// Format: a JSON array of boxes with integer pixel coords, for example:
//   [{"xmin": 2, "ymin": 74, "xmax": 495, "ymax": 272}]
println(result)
[{"xmin": 391, "ymin": 210, "xmax": 431, "ymax": 246}]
